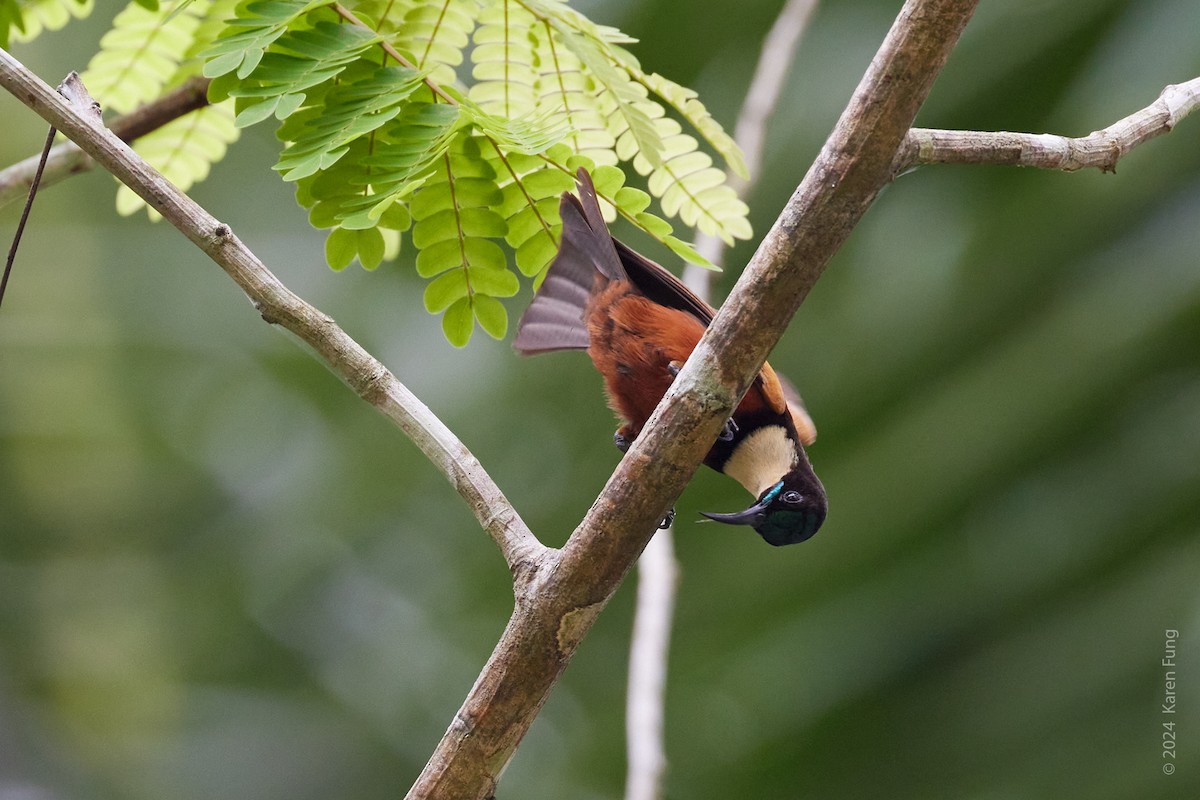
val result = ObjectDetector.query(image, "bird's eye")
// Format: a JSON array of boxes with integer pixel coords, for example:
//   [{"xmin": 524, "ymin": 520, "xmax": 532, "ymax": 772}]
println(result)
[{"xmin": 781, "ymin": 491, "xmax": 803, "ymax": 505}]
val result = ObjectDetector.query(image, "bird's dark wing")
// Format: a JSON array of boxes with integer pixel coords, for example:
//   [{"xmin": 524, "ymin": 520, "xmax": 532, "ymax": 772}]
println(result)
[{"xmin": 611, "ymin": 238, "xmax": 717, "ymax": 325}]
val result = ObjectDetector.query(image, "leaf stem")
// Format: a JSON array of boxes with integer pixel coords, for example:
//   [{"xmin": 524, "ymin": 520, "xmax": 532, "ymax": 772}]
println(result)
[{"xmin": 332, "ymin": 3, "xmax": 458, "ymax": 105}]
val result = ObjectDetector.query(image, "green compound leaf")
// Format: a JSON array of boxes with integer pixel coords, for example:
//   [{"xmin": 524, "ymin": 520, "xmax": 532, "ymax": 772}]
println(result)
[
  {"xmin": 5, "ymin": 0, "xmax": 93, "ymax": 47},
  {"xmin": 229, "ymin": 21, "xmax": 380, "ymax": 126},
  {"xmin": 392, "ymin": 0, "xmax": 476, "ymax": 87},
  {"xmin": 483, "ymin": 145, "xmax": 572, "ymax": 280},
  {"xmin": 200, "ymin": 0, "xmax": 327, "ymax": 79},
  {"xmin": 468, "ymin": 0, "xmax": 538, "ymax": 119},
  {"xmin": 98, "ymin": 0, "xmax": 749, "ymax": 342},
  {"xmin": 556, "ymin": 28, "xmax": 663, "ymax": 168},
  {"xmin": 633, "ymin": 116, "xmax": 751, "ymax": 245},
  {"xmin": 640, "ymin": 71, "xmax": 749, "ymax": 180},
  {"xmin": 520, "ymin": 1, "xmax": 750, "ymax": 244},
  {"xmin": 411, "ymin": 136, "xmax": 522, "ymax": 344},
  {"xmin": 334, "ymin": 102, "xmax": 464, "ymax": 228},
  {"xmin": 274, "ymin": 65, "xmax": 429, "ymax": 181},
  {"xmin": 462, "ymin": 98, "xmax": 569, "ymax": 157},
  {"xmin": 81, "ymin": 0, "xmax": 206, "ymax": 114},
  {"xmin": 528, "ymin": 15, "xmax": 616, "ymax": 168}
]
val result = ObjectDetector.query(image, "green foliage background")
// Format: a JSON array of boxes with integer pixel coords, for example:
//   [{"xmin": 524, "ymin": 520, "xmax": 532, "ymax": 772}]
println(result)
[{"xmin": 2, "ymin": 1, "xmax": 1199, "ymax": 798}]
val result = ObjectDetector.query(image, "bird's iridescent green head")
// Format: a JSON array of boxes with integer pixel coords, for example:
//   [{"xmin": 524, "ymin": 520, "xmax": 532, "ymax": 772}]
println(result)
[{"xmin": 701, "ymin": 474, "xmax": 827, "ymax": 546}]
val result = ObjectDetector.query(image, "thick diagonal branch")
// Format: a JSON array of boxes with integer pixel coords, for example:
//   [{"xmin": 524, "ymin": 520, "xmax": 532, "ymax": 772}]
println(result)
[
  {"xmin": 893, "ymin": 76, "xmax": 1200, "ymax": 174},
  {"xmin": 0, "ymin": 52, "xmax": 543, "ymax": 575},
  {"xmin": 407, "ymin": 1, "xmax": 980, "ymax": 798}
]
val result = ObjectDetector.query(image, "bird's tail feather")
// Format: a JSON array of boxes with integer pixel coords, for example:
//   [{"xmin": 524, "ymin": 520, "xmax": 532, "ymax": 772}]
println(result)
[{"xmin": 513, "ymin": 169, "xmax": 623, "ymax": 355}]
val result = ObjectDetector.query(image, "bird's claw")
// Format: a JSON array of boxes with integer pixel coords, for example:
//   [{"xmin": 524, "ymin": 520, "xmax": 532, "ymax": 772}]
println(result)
[
  {"xmin": 614, "ymin": 429, "xmax": 633, "ymax": 453},
  {"xmin": 658, "ymin": 507, "xmax": 676, "ymax": 529},
  {"xmin": 718, "ymin": 417, "xmax": 739, "ymax": 442}
]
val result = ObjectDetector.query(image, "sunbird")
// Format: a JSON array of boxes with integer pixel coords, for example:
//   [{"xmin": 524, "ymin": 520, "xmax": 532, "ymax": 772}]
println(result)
[{"xmin": 514, "ymin": 169, "xmax": 826, "ymax": 546}]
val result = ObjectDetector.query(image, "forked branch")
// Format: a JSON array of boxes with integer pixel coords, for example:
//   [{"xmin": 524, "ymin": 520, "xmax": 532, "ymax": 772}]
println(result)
[
  {"xmin": 0, "ymin": 51, "xmax": 543, "ymax": 577},
  {"xmin": 0, "ymin": 76, "xmax": 211, "ymax": 209}
]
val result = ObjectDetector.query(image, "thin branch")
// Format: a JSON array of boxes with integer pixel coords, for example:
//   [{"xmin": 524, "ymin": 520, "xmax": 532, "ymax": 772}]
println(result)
[
  {"xmin": 893, "ymin": 76, "xmax": 1200, "ymax": 175},
  {"xmin": 0, "ymin": 53, "xmax": 544, "ymax": 576},
  {"xmin": 727, "ymin": 0, "xmax": 820, "ymax": 199},
  {"xmin": 625, "ymin": 4, "xmax": 820, "ymax": 799},
  {"xmin": 623, "ymin": 527, "xmax": 678, "ymax": 800},
  {"xmin": 0, "ymin": 76, "xmax": 210, "ymax": 209},
  {"xmin": 693, "ymin": 0, "xmax": 818, "ymax": 272},
  {"xmin": 1, "ymin": 125, "xmax": 54, "ymax": 308}
]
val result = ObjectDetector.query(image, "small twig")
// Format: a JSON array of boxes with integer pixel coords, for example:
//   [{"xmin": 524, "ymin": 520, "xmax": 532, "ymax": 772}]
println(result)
[
  {"xmin": 0, "ymin": 51, "xmax": 544, "ymax": 576},
  {"xmin": 692, "ymin": 0, "xmax": 818, "ymax": 273},
  {"xmin": 1, "ymin": 73, "xmax": 102, "ymax": 309},
  {"xmin": 0, "ymin": 76, "xmax": 211, "ymax": 209},
  {"xmin": 1, "ymin": 125, "xmax": 54, "ymax": 309},
  {"xmin": 893, "ymin": 76, "xmax": 1200, "ymax": 175}
]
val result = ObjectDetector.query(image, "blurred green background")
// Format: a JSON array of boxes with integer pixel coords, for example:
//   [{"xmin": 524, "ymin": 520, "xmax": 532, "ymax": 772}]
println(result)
[{"xmin": 2, "ymin": 1, "xmax": 1199, "ymax": 798}]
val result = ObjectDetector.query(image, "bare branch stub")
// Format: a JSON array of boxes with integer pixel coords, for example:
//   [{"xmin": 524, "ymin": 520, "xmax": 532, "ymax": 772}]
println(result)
[
  {"xmin": 57, "ymin": 71, "xmax": 102, "ymax": 121},
  {"xmin": 894, "ymin": 76, "xmax": 1200, "ymax": 175}
]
